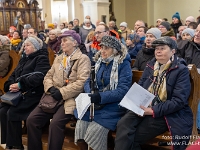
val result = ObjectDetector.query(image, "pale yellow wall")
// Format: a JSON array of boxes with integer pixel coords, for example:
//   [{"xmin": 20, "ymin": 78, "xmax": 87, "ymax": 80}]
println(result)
[
  {"xmin": 153, "ymin": 0, "xmax": 200, "ymax": 25},
  {"xmin": 113, "ymin": 0, "xmax": 126, "ymax": 27},
  {"xmin": 113, "ymin": 0, "xmax": 200, "ymax": 28},
  {"xmin": 125, "ymin": 0, "xmax": 148, "ymax": 30}
]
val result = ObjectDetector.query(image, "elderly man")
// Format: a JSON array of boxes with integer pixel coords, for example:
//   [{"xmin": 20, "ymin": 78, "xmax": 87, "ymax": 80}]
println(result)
[
  {"xmin": 134, "ymin": 20, "xmax": 146, "ymax": 32},
  {"xmin": 177, "ymin": 24, "xmax": 200, "ymax": 68},
  {"xmin": 108, "ymin": 21, "xmax": 118, "ymax": 32},
  {"xmin": 88, "ymin": 24, "xmax": 110, "ymax": 65}
]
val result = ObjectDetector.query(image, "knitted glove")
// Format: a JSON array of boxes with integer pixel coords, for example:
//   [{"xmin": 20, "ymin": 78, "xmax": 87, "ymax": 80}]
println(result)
[
  {"xmin": 51, "ymin": 89, "xmax": 63, "ymax": 101},
  {"xmin": 88, "ymin": 92, "xmax": 101, "ymax": 104}
]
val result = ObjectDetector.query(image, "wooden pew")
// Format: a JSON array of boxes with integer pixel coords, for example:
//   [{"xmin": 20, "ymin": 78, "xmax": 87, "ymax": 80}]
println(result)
[
  {"xmin": 112, "ymin": 64, "xmax": 200, "ymax": 149},
  {"xmin": 0, "ymin": 50, "xmax": 19, "ymax": 94},
  {"xmin": 10, "ymin": 64, "xmax": 200, "ymax": 150}
]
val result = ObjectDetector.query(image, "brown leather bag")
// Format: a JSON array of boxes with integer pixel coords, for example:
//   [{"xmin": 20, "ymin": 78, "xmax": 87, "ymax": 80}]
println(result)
[{"xmin": 38, "ymin": 94, "xmax": 63, "ymax": 113}]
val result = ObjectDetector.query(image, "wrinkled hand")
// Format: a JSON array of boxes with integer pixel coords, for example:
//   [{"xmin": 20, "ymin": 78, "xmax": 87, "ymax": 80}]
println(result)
[
  {"xmin": 51, "ymin": 89, "xmax": 63, "ymax": 101},
  {"xmin": 140, "ymin": 106, "xmax": 153, "ymax": 116},
  {"xmin": 88, "ymin": 93, "xmax": 101, "ymax": 104},
  {"xmin": 9, "ymin": 83, "xmax": 20, "ymax": 92}
]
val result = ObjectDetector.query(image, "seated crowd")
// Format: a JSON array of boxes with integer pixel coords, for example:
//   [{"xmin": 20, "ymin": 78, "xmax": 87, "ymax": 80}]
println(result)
[{"xmin": 0, "ymin": 12, "xmax": 200, "ymax": 150}]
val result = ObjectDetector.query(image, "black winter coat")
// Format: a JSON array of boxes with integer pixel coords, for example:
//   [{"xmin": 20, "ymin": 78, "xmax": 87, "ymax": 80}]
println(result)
[
  {"xmin": 132, "ymin": 45, "xmax": 155, "ymax": 71},
  {"xmin": 177, "ymin": 40, "xmax": 200, "ymax": 68},
  {"xmin": 2, "ymin": 49, "xmax": 50, "ymax": 121}
]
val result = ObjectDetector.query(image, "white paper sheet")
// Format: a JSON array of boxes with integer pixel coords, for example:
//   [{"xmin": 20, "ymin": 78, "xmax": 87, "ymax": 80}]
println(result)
[
  {"xmin": 75, "ymin": 93, "xmax": 91, "ymax": 120},
  {"xmin": 119, "ymin": 82, "xmax": 155, "ymax": 116}
]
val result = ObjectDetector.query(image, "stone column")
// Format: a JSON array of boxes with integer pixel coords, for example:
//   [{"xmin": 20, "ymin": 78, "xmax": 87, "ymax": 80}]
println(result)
[{"xmin": 82, "ymin": 0, "xmax": 110, "ymax": 25}]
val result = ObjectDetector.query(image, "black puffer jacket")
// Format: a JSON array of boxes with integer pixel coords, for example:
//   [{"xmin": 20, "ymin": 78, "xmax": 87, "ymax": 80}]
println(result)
[
  {"xmin": 132, "ymin": 44, "xmax": 155, "ymax": 71},
  {"xmin": 177, "ymin": 40, "xmax": 200, "ymax": 68}
]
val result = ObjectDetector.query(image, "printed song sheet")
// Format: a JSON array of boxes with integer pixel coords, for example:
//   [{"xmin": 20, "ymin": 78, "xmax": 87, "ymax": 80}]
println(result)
[
  {"xmin": 75, "ymin": 93, "xmax": 91, "ymax": 120},
  {"xmin": 119, "ymin": 83, "xmax": 155, "ymax": 116}
]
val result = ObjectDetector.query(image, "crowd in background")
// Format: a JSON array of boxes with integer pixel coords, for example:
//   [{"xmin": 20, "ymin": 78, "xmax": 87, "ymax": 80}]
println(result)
[{"xmin": 1, "ymin": 11, "xmax": 200, "ymax": 150}]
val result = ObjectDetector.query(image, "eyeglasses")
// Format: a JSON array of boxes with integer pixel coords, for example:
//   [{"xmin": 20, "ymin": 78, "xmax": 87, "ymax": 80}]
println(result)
[{"xmin": 94, "ymin": 31, "xmax": 106, "ymax": 35}]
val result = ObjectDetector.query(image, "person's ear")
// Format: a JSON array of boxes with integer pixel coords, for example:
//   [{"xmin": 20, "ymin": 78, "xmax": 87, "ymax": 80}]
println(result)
[{"xmin": 171, "ymin": 49, "xmax": 175, "ymax": 55}]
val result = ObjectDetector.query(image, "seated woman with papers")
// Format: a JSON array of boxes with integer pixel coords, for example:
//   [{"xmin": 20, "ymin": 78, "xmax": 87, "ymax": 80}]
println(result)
[
  {"xmin": 115, "ymin": 36, "xmax": 193, "ymax": 150},
  {"xmin": 74, "ymin": 36, "xmax": 132, "ymax": 150}
]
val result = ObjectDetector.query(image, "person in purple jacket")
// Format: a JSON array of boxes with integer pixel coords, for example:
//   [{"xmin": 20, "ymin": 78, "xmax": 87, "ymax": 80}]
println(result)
[{"xmin": 115, "ymin": 36, "xmax": 193, "ymax": 150}]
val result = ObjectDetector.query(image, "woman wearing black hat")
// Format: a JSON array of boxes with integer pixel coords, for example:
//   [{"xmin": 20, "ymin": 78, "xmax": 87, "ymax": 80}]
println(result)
[
  {"xmin": 74, "ymin": 35, "xmax": 132, "ymax": 150},
  {"xmin": 115, "ymin": 36, "xmax": 192, "ymax": 150}
]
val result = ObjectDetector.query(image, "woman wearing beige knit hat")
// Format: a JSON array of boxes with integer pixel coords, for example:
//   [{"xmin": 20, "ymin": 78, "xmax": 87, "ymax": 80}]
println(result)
[{"xmin": 0, "ymin": 35, "xmax": 10, "ymax": 79}]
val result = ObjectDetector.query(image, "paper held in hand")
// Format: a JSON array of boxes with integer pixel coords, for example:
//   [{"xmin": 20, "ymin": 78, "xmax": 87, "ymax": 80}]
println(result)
[
  {"xmin": 119, "ymin": 82, "xmax": 155, "ymax": 116},
  {"xmin": 75, "ymin": 93, "xmax": 91, "ymax": 120}
]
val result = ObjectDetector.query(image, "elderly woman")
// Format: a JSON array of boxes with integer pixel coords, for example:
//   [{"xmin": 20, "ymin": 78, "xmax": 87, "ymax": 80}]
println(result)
[
  {"xmin": 26, "ymin": 30, "xmax": 91, "ymax": 150},
  {"xmin": 74, "ymin": 36, "xmax": 132, "ymax": 150},
  {"xmin": 79, "ymin": 19, "xmax": 94, "ymax": 43},
  {"xmin": 0, "ymin": 35, "xmax": 50, "ymax": 149},
  {"xmin": 0, "ymin": 35, "xmax": 10, "ymax": 78},
  {"xmin": 115, "ymin": 36, "xmax": 193, "ymax": 150},
  {"xmin": 48, "ymin": 29, "xmax": 61, "ymax": 54},
  {"xmin": 0, "ymin": 35, "xmax": 10, "ymax": 95}
]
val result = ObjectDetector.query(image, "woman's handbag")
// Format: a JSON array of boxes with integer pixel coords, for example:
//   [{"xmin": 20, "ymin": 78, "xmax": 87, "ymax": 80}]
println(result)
[
  {"xmin": 0, "ymin": 91, "xmax": 23, "ymax": 106},
  {"xmin": 38, "ymin": 94, "xmax": 63, "ymax": 113}
]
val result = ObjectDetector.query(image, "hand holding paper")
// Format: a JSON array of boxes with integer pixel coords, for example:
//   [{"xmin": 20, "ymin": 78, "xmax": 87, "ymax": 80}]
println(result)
[
  {"xmin": 75, "ymin": 93, "xmax": 91, "ymax": 120},
  {"xmin": 119, "ymin": 83, "xmax": 155, "ymax": 116}
]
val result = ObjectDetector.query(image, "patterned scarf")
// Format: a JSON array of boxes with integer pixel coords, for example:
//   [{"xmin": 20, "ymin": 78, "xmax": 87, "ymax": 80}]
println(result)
[
  {"xmin": 59, "ymin": 48, "xmax": 77, "ymax": 74},
  {"xmin": 95, "ymin": 54, "xmax": 120, "ymax": 90},
  {"xmin": 148, "ymin": 59, "xmax": 172, "ymax": 101}
]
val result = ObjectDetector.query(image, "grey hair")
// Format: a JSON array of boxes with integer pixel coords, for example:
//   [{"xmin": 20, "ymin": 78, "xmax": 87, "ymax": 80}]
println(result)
[
  {"xmin": 65, "ymin": 36, "xmax": 79, "ymax": 47},
  {"xmin": 110, "ymin": 21, "xmax": 116, "ymax": 26},
  {"xmin": 113, "ymin": 48, "xmax": 119, "ymax": 56}
]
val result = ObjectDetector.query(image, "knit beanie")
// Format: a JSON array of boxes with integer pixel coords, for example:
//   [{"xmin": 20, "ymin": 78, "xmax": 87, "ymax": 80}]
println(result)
[
  {"xmin": 0, "ymin": 35, "xmax": 10, "ymax": 45},
  {"xmin": 160, "ymin": 21, "xmax": 171, "ymax": 31},
  {"xmin": 120, "ymin": 22, "xmax": 127, "ymax": 28},
  {"xmin": 24, "ymin": 35, "xmax": 43, "ymax": 50},
  {"xmin": 146, "ymin": 28, "xmax": 162, "ymax": 39},
  {"xmin": 182, "ymin": 28, "xmax": 195, "ymax": 37},
  {"xmin": 172, "ymin": 12, "xmax": 180, "ymax": 20},
  {"xmin": 185, "ymin": 16, "xmax": 195, "ymax": 22},
  {"xmin": 48, "ymin": 23, "xmax": 55, "ymax": 29}
]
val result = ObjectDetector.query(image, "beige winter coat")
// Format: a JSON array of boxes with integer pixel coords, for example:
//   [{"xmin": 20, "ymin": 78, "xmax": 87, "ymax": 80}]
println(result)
[
  {"xmin": 43, "ymin": 49, "xmax": 91, "ymax": 114},
  {"xmin": 0, "ymin": 45, "xmax": 10, "ymax": 77}
]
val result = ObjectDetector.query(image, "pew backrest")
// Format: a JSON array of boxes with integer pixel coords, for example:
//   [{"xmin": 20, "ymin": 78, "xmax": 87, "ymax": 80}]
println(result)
[
  {"xmin": 0, "ymin": 50, "xmax": 19, "ymax": 94},
  {"xmin": 48, "ymin": 48, "xmax": 55, "ymax": 66}
]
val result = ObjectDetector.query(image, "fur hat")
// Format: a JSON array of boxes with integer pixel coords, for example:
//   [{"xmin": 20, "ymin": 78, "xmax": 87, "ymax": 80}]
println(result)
[
  {"xmin": 160, "ymin": 21, "xmax": 171, "ymax": 31},
  {"xmin": 185, "ymin": 16, "xmax": 195, "ymax": 22},
  {"xmin": 24, "ymin": 35, "xmax": 43, "ymax": 51},
  {"xmin": 120, "ymin": 22, "xmax": 127, "ymax": 28},
  {"xmin": 146, "ymin": 28, "xmax": 162, "ymax": 39},
  {"xmin": 182, "ymin": 28, "xmax": 195, "ymax": 37},
  {"xmin": 172, "ymin": 12, "xmax": 180, "ymax": 20},
  {"xmin": 48, "ymin": 23, "xmax": 55, "ymax": 29},
  {"xmin": 99, "ymin": 36, "xmax": 121, "ymax": 51},
  {"xmin": 152, "ymin": 36, "xmax": 177, "ymax": 50},
  {"xmin": 58, "ymin": 30, "xmax": 81, "ymax": 44}
]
